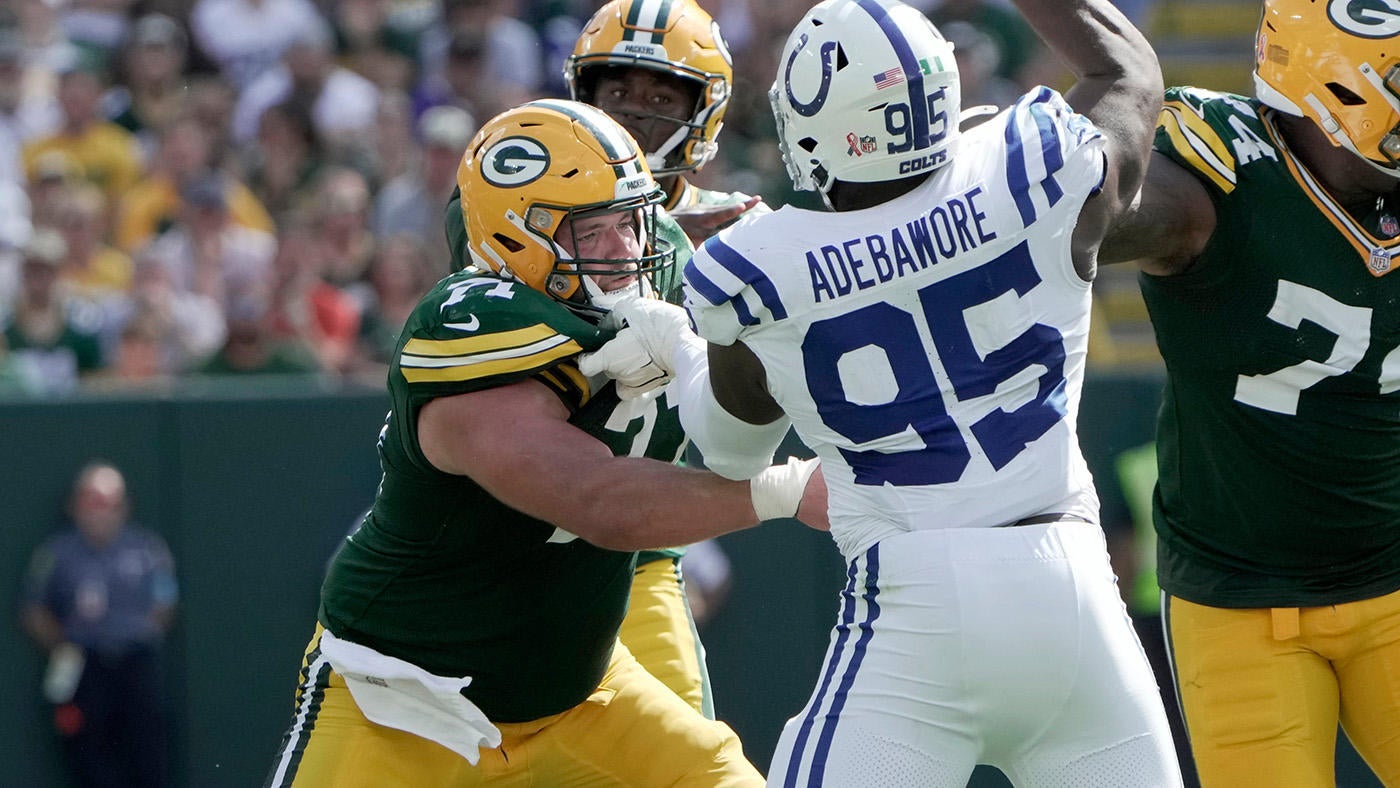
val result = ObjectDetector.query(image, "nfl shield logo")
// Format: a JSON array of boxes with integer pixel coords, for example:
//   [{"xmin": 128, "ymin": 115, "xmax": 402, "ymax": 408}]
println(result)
[
  {"xmin": 1381, "ymin": 213, "xmax": 1399, "ymax": 237},
  {"xmin": 859, "ymin": 135, "xmax": 876, "ymax": 154},
  {"xmin": 1369, "ymin": 246, "xmax": 1392, "ymax": 274}
]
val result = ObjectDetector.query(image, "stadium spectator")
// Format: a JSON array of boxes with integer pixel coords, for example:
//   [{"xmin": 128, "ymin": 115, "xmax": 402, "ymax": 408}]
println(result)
[
  {"xmin": 100, "ymin": 248, "xmax": 226, "ymax": 378},
  {"xmin": 22, "ymin": 52, "xmax": 142, "ymax": 208},
  {"xmin": 1099, "ymin": 0, "xmax": 1400, "ymax": 783},
  {"xmin": 116, "ymin": 115, "xmax": 273, "ymax": 253},
  {"xmin": 230, "ymin": 18, "xmax": 380, "ymax": 155},
  {"xmin": 926, "ymin": 0, "xmax": 1059, "ymax": 89},
  {"xmin": 350, "ymin": 232, "xmax": 436, "ymax": 376},
  {"xmin": 51, "ymin": 182, "xmax": 132, "ymax": 324},
  {"xmin": 3, "ymin": 228, "xmax": 106, "ymax": 393},
  {"xmin": 140, "ymin": 170, "xmax": 276, "ymax": 315},
  {"xmin": 264, "ymin": 222, "xmax": 361, "ymax": 376},
  {"xmin": 309, "ymin": 166, "xmax": 376, "ymax": 304},
  {"xmin": 365, "ymin": 90, "xmax": 416, "ymax": 188},
  {"xmin": 371, "ymin": 104, "xmax": 475, "ymax": 262},
  {"xmin": 240, "ymin": 99, "xmax": 324, "ymax": 222},
  {"xmin": 0, "ymin": 25, "xmax": 61, "ymax": 184},
  {"xmin": 196, "ymin": 292, "xmax": 320, "ymax": 377},
  {"xmin": 188, "ymin": 0, "xmax": 326, "ymax": 92},
  {"xmin": 104, "ymin": 12, "xmax": 189, "ymax": 153},
  {"xmin": 19, "ymin": 460, "xmax": 178, "ymax": 788},
  {"xmin": 413, "ymin": 28, "xmax": 508, "ymax": 125}
]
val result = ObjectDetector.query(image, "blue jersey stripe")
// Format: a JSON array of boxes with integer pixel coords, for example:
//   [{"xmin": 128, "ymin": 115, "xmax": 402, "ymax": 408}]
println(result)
[
  {"xmin": 783, "ymin": 558, "xmax": 862, "ymax": 788},
  {"xmin": 809, "ymin": 545, "xmax": 882, "ymax": 788},
  {"xmin": 854, "ymin": 0, "xmax": 929, "ymax": 151},
  {"xmin": 705, "ymin": 238, "xmax": 788, "ymax": 320},
  {"xmin": 1030, "ymin": 102, "xmax": 1065, "ymax": 207},
  {"xmin": 1005, "ymin": 87, "xmax": 1066, "ymax": 226},
  {"xmin": 1005, "ymin": 107, "xmax": 1036, "ymax": 225},
  {"xmin": 684, "ymin": 259, "xmax": 759, "ymax": 326}
]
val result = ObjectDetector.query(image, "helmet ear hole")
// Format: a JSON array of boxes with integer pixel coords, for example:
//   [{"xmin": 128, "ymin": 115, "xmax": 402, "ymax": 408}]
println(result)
[
  {"xmin": 1326, "ymin": 82, "xmax": 1366, "ymax": 106},
  {"xmin": 493, "ymin": 233, "xmax": 525, "ymax": 253}
]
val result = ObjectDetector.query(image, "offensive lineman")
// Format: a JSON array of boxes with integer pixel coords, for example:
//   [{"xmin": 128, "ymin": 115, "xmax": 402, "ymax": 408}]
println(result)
[{"xmin": 263, "ymin": 99, "xmax": 823, "ymax": 787}]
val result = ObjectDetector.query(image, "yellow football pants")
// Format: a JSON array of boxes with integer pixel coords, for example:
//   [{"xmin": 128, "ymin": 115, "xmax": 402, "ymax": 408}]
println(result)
[
  {"xmin": 265, "ymin": 626, "xmax": 762, "ymax": 787},
  {"xmin": 1165, "ymin": 591, "xmax": 1400, "ymax": 787},
  {"xmin": 619, "ymin": 555, "xmax": 714, "ymax": 717}
]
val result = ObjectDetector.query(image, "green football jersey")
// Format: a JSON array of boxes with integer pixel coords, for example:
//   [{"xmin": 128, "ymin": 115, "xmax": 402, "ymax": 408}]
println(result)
[
  {"xmin": 1144, "ymin": 88, "xmax": 1400, "ymax": 608},
  {"xmin": 444, "ymin": 186, "xmax": 694, "ymax": 567},
  {"xmin": 319, "ymin": 270, "xmax": 689, "ymax": 723}
]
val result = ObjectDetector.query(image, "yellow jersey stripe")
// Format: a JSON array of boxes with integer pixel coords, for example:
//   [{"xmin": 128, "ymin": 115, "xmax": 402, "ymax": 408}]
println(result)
[
  {"xmin": 403, "ymin": 324, "xmax": 559, "ymax": 357},
  {"xmin": 401, "ymin": 334, "xmax": 575, "ymax": 369},
  {"xmin": 402, "ymin": 339, "xmax": 583, "ymax": 383},
  {"xmin": 1163, "ymin": 100, "xmax": 1234, "ymax": 176},
  {"xmin": 1160, "ymin": 106, "xmax": 1235, "ymax": 193}
]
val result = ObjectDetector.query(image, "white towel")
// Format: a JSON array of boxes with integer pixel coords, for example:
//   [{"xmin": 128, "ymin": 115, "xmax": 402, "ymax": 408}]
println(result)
[{"xmin": 319, "ymin": 629, "xmax": 502, "ymax": 764}]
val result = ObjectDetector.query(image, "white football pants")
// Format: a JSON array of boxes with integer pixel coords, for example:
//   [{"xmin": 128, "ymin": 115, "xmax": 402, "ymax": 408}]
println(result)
[{"xmin": 768, "ymin": 522, "xmax": 1182, "ymax": 788}]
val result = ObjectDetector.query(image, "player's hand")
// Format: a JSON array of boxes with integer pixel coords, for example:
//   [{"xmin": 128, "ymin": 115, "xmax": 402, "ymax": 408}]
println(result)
[
  {"xmin": 669, "ymin": 196, "xmax": 766, "ymax": 244},
  {"xmin": 578, "ymin": 326, "xmax": 671, "ymax": 400},
  {"xmin": 610, "ymin": 294, "xmax": 700, "ymax": 372}
]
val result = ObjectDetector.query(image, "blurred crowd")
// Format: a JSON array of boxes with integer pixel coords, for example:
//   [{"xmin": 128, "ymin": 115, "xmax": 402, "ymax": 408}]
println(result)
[{"xmin": 0, "ymin": 0, "xmax": 1067, "ymax": 395}]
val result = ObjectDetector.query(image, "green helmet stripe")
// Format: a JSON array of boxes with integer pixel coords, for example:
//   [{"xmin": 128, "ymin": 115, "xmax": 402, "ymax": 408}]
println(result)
[{"xmin": 527, "ymin": 99, "xmax": 636, "ymax": 181}]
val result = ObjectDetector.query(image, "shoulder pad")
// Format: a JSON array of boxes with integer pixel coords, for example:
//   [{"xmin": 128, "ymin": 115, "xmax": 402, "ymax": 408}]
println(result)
[
  {"xmin": 1155, "ymin": 88, "xmax": 1266, "ymax": 195},
  {"xmin": 396, "ymin": 271, "xmax": 609, "ymax": 391}
]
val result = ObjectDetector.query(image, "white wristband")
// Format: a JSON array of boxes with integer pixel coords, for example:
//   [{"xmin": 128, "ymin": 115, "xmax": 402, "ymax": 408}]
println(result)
[{"xmin": 750, "ymin": 457, "xmax": 819, "ymax": 521}]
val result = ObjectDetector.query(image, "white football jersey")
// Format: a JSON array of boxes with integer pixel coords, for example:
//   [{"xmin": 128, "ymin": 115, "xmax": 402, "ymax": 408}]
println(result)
[{"xmin": 685, "ymin": 88, "xmax": 1105, "ymax": 559}]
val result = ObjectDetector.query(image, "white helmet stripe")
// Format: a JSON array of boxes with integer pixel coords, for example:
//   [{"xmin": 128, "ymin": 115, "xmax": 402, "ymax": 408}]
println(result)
[{"xmin": 627, "ymin": 0, "xmax": 671, "ymax": 44}]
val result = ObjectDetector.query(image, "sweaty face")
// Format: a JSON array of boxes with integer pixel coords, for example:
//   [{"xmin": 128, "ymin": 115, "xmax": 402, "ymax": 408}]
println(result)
[
  {"xmin": 553, "ymin": 209, "xmax": 643, "ymax": 293},
  {"xmin": 590, "ymin": 67, "xmax": 698, "ymax": 156}
]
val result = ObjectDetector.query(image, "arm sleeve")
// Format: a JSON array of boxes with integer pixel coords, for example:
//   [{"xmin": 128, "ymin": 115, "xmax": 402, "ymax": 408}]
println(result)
[{"xmin": 671, "ymin": 336, "xmax": 790, "ymax": 481}]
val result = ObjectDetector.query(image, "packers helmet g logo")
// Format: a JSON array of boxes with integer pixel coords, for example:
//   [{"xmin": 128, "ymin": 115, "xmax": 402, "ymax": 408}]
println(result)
[
  {"xmin": 1328, "ymin": 0, "xmax": 1400, "ymax": 39},
  {"xmin": 481, "ymin": 137, "xmax": 551, "ymax": 187}
]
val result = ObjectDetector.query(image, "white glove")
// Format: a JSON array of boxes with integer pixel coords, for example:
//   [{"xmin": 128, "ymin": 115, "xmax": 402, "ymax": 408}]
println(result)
[
  {"xmin": 608, "ymin": 295, "xmax": 700, "ymax": 374},
  {"xmin": 578, "ymin": 326, "xmax": 670, "ymax": 400},
  {"xmin": 578, "ymin": 295, "xmax": 702, "ymax": 399},
  {"xmin": 750, "ymin": 457, "xmax": 819, "ymax": 521}
]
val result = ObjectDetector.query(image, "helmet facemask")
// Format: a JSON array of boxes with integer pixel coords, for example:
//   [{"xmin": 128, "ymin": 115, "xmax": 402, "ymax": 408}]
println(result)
[{"xmin": 537, "ymin": 192, "xmax": 677, "ymax": 320}]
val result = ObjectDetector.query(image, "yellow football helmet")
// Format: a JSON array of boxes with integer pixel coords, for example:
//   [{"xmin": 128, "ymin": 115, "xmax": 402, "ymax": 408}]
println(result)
[
  {"xmin": 565, "ymin": 0, "xmax": 732, "ymax": 177},
  {"xmin": 456, "ymin": 99, "xmax": 674, "ymax": 315},
  {"xmin": 1255, "ymin": 0, "xmax": 1400, "ymax": 172}
]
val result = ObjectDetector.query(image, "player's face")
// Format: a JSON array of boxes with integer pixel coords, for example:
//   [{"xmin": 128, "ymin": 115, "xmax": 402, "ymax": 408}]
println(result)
[
  {"xmin": 554, "ymin": 209, "xmax": 644, "ymax": 292},
  {"xmin": 591, "ymin": 67, "xmax": 696, "ymax": 154}
]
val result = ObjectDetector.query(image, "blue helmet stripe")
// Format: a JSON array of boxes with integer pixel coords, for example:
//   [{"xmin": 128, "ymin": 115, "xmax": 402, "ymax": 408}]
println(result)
[{"xmin": 853, "ymin": 0, "xmax": 930, "ymax": 150}]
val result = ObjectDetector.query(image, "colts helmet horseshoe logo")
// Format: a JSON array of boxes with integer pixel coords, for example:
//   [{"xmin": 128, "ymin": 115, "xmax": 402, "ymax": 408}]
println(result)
[
  {"xmin": 481, "ymin": 137, "xmax": 551, "ymax": 187},
  {"xmin": 1328, "ymin": 0, "xmax": 1400, "ymax": 39}
]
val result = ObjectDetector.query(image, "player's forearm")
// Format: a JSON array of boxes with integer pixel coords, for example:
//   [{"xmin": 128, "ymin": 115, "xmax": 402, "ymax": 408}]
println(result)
[
  {"xmin": 1011, "ymin": 0, "xmax": 1158, "ymax": 90},
  {"xmin": 553, "ymin": 459, "xmax": 765, "ymax": 551}
]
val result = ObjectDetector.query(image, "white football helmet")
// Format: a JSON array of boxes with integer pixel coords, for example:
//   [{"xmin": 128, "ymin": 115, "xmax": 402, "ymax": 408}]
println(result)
[{"xmin": 770, "ymin": 0, "xmax": 960, "ymax": 204}]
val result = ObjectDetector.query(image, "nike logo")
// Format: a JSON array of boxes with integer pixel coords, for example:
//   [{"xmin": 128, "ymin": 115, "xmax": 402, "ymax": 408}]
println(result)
[{"xmin": 444, "ymin": 317, "xmax": 480, "ymax": 332}]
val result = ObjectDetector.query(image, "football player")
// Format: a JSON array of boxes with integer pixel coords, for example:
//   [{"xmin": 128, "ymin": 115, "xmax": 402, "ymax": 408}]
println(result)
[
  {"xmin": 584, "ymin": 0, "xmax": 1183, "ymax": 783},
  {"xmin": 565, "ymin": 0, "xmax": 759, "ymax": 720},
  {"xmin": 566, "ymin": 0, "xmax": 763, "ymax": 248},
  {"xmin": 263, "ymin": 99, "xmax": 824, "ymax": 787},
  {"xmin": 1099, "ymin": 0, "xmax": 1400, "ymax": 783}
]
